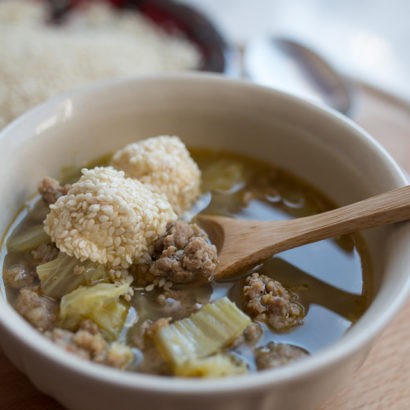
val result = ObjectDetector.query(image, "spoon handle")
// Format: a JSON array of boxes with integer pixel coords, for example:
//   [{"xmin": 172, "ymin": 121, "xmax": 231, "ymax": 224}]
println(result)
[{"xmin": 264, "ymin": 185, "xmax": 410, "ymax": 254}]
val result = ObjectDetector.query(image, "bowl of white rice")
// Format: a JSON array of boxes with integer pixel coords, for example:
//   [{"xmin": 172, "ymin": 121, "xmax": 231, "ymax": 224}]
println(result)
[{"xmin": 0, "ymin": 0, "xmax": 226, "ymax": 130}]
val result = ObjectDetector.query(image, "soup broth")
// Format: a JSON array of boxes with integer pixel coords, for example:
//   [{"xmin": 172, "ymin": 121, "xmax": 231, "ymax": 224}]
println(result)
[{"xmin": 1, "ymin": 146, "xmax": 372, "ymax": 376}]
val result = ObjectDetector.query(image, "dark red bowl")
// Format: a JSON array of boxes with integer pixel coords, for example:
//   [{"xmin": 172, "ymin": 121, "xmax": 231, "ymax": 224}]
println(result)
[{"xmin": 48, "ymin": 0, "xmax": 227, "ymax": 73}]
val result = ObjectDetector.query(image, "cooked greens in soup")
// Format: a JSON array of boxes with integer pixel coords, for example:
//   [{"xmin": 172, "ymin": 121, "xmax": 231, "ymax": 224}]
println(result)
[{"xmin": 1, "ymin": 136, "xmax": 372, "ymax": 377}]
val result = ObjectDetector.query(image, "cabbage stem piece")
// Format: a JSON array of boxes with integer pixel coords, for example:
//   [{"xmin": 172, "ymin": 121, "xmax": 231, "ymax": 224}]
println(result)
[
  {"xmin": 153, "ymin": 297, "xmax": 250, "ymax": 367},
  {"xmin": 202, "ymin": 160, "xmax": 245, "ymax": 193},
  {"xmin": 175, "ymin": 354, "xmax": 248, "ymax": 378},
  {"xmin": 60, "ymin": 282, "xmax": 130, "ymax": 340},
  {"xmin": 7, "ymin": 225, "xmax": 50, "ymax": 252},
  {"xmin": 37, "ymin": 253, "xmax": 107, "ymax": 299}
]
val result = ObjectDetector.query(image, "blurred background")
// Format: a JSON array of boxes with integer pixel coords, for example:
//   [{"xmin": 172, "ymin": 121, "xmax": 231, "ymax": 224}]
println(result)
[
  {"xmin": 182, "ymin": 0, "xmax": 410, "ymax": 99},
  {"xmin": 2, "ymin": 0, "xmax": 408, "ymax": 171},
  {"xmin": 1, "ymin": 0, "xmax": 409, "ymax": 116}
]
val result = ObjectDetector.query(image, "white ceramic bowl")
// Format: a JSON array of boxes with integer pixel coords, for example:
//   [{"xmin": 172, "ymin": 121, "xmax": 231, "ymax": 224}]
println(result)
[{"xmin": 0, "ymin": 74, "xmax": 409, "ymax": 410}]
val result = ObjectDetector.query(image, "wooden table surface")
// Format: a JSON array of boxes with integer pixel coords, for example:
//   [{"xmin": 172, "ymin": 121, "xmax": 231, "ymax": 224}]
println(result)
[{"xmin": 1, "ymin": 82, "xmax": 409, "ymax": 409}]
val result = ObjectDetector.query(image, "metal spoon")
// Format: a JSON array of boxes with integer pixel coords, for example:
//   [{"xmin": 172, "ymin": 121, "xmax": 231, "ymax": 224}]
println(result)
[
  {"xmin": 244, "ymin": 37, "xmax": 354, "ymax": 115},
  {"xmin": 197, "ymin": 185, "xmax": 410, "ymax": 280}
]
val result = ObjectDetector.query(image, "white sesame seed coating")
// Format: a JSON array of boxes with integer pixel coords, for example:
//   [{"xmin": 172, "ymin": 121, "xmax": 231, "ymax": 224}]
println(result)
[
  {"xmin": 44, "ymin": 167, "xmax": 176, "ymax": 268},
  {"xmin": 111, "ymin": 136, "xmax": 201, "ymax": 215}
]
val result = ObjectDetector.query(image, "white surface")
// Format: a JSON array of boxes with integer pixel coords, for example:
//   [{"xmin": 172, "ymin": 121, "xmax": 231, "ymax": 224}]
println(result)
[{"xmin": 181, "ymin": 0, "xmax": 410, "ymax": 100}]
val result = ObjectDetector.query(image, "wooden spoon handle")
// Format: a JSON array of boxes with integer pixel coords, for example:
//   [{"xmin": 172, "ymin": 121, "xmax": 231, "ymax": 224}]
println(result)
[
  {"xmin": 263, "ymin": 185, "xmax": 410, "ymax": 255},
  {"xmin": 206, "ymin": 185, "xmax": 410, "ymax": 278}
]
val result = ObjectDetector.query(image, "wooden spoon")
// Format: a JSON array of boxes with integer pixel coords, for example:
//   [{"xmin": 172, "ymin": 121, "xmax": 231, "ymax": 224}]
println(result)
[{"xmin": 197, "ymin": 185, "xmax": 410, "ymax": 280}]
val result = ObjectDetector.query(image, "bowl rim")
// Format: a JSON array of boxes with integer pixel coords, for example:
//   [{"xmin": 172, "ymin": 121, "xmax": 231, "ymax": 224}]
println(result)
[{"xmin": 0, "ymin": 73, "xmax": 409, "ymax": 395}]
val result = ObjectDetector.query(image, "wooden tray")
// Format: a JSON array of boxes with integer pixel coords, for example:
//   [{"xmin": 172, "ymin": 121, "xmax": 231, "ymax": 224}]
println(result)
[
  {"xmin": 1, "ymin": 83, "xmax": 409, "ymax": 410},
  {"xmin": 319, "ymin": 82, "xmax": 410, "ymax": 410}
]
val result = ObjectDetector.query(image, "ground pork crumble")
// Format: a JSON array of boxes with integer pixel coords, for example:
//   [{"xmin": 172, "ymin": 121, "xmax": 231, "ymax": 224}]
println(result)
[
  {"xmin": 38, "ymin": 176, "xmax": 71, "ymax": 206},
  {"xmin": 148, "ymin": 220, "xmax": 218, "ymax": 284},
  {"xmin": 255, "ymin": 342, "xmax": 309, "ymax": 370},
  {"xmin": 30, "ymin": 243, "xmax": 59, "ymax": 265},
  {"xmin": 243, "ymin": 272, "xmax": 305, "ymax": 332},
  {"xmin": 3, "ymin": 264, "xmax": 36, "ymax": 289},
  {"xmin": 46, "ymin": 320, "xmax": 134, "ymax": 369},
  {"xmin": 14, "ymin": 287, "xmax": 57, "ymax": 332}
]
